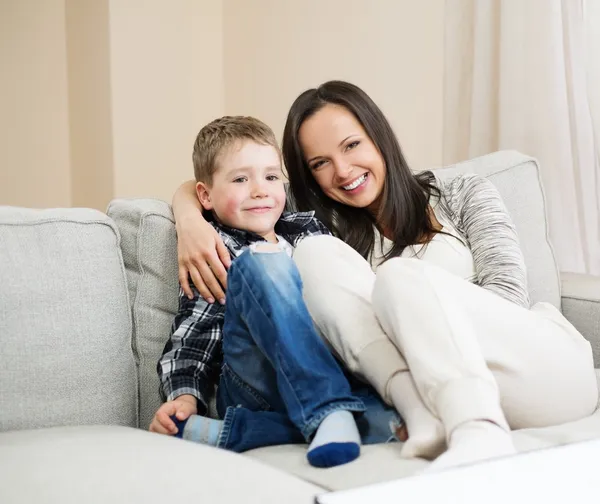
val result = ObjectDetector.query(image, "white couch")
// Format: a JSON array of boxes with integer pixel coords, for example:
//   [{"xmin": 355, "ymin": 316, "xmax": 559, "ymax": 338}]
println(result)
[{"xmin": 1, "ymin": 151, "xmax": 599, "ymax": 503}]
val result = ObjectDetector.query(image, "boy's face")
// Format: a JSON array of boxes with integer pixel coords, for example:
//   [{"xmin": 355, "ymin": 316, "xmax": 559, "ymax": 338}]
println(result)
[{"xmin": 196, "ymin": 140, "xmax": 286, "ymax": 242}]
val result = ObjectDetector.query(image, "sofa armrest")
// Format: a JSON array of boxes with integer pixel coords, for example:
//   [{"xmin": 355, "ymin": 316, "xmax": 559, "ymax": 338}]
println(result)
[{"xmin": 561, "ymin": 272, "xmax": 600, "ymax": 367}]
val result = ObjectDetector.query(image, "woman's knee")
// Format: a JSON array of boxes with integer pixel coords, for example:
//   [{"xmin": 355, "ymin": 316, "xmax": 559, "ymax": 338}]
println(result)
[
  {"xmin": 377, "ymin": 257, "xmax": 424, "ymax": 277},
  {"xmin": 373, "ymin": 258, "xmax": 425, "ymax": 299},
  {"xmin": 294, "ymin": 235, "xmax": 342, "ymax": 271},
  {"xmin": 295, "ymin": 235, "xmax": 377, "ymax": 282}
]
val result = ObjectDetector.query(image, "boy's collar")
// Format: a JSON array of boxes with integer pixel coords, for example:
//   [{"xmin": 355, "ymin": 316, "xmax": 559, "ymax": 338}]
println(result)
[
  {"xmin": 204, "ymin": 210, "xmax": 317, "ymax": 242},
  {"xmin": 204, "ymin": 211, "xmax": 259, "ymax": 242}
]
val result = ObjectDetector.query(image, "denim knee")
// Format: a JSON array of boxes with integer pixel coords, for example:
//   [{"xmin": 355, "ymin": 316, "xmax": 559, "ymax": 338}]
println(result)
[{"xmin": 232, "ymin": 245, "xmax": 299, "ymax": 291}]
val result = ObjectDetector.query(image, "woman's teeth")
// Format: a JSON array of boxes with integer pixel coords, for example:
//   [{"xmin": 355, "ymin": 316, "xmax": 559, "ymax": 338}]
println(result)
[{"xmin": 343, "ymin": 174, "xmax": 367, "ymax": 191}]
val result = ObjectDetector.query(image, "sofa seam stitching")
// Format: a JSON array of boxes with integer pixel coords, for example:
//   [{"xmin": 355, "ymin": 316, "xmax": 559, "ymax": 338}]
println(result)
[
  {"xmin": 131, "ymin": 209, "xmax": 176, "ymax": 428},
  {"xmin": 562, "ymin": 296, "xmax": 600, "ymax": 304}
]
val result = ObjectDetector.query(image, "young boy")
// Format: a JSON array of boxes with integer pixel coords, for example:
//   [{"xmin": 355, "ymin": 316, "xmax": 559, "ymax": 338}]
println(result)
[{"xmin": 150, "ymin": 116, "xmax": 365, "ymax": 468}]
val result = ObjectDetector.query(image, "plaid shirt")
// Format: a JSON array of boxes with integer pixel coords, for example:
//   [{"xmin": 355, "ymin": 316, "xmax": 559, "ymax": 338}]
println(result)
[{"xmin": 158, "ymin": 211, "xmax": 330, "ymax": 414}]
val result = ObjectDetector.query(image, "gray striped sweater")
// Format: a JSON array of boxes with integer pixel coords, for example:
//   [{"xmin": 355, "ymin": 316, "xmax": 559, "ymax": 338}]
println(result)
[{"xmin": 435, "ymin": 174, "xmax": 530, "ymax": 309}]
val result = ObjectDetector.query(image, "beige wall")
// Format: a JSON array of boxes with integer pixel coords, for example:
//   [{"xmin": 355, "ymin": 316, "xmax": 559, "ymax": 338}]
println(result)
[
  {"xmin": 0, "ymin": 0, "xmax": 71, "ymax": 208},
  {"xmin": 109, "ymin": 0, "xmax": 224, "ymax": 202},
  {"xmin": 1, "ymin": 0, "xmax": 444, "ymax": 208},
  {"xmin": 66, "ymin": 0, "xmax": 114, "ymax": 209},
  {"xmin": 223, "ymin": 0, "xmax": 445, "ymax": 171}
]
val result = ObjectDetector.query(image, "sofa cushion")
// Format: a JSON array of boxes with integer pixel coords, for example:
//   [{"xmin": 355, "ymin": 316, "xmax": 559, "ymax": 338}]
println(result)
[
  {"xmin": 248, "ymin": 409, "xmax": 600, "ymax": 490},
  {"xmin": 247, "ymin": 371, "xmax": 600, "ymax": 491},
  {"xmin": 0, "ymin": 426, "xmax": 323, "ymax": 503},
  {"xmin": 107, "ymin": 199, "xmax": 181, "ymax": 430},
  {"xmin": 431, "ymin": 151, "xmax": 561, "ymax": 308},
  {"xmin": 0, "ymin": 207, "xmax": 137, "ymax": 431}
]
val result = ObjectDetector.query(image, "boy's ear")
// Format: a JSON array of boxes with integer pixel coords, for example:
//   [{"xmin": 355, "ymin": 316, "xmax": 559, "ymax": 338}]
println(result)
[{"xmin": 195, "ymin": 182, "xmax": 213, "ymax": 211}]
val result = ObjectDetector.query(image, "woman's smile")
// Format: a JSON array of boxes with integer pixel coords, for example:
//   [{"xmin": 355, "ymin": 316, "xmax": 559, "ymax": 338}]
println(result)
[{"xmin": 341, "ymin": 173, "xmax": 369, "ymax": 192}]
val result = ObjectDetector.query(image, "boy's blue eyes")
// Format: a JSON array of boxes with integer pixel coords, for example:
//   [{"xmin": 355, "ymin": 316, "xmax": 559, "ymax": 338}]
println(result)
[{"xmin": 232, "ymin": 175, "xmax": 280, "ymax": 183}]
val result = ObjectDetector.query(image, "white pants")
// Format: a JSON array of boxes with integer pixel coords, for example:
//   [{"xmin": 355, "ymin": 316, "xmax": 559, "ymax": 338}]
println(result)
[{"xmin": 294, "ymin": 235, "xmax": 598, "ymax": 432}]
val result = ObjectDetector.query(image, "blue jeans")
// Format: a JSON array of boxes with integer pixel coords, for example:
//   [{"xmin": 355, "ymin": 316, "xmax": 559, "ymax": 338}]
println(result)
[{"xmin": 216, "ymin": 246, "xmax": 401, "ymax": 452}]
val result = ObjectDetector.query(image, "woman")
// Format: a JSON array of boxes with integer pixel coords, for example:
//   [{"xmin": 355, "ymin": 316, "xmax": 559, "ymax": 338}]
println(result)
[{"xmin": 172, "ymin": 81, "xmax": 597, "ymax": 469}]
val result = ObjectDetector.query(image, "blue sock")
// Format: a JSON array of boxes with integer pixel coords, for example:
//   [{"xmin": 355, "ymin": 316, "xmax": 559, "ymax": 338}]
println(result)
[
  {"xmin": 170, "ymin": 415, "xmax": 223, "ymax": 446},
  {"xmin": 307, "ymin": 410, "xmax": 361, "ymax": 468},
  {"xmin": 170, "ymin": 416, "xmax": 187, "ymax": 439}
]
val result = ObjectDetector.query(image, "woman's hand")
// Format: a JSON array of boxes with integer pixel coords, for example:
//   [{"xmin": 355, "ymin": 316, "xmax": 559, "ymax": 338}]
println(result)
[
  {"xmin": 177, "ymin": 214, "xmax": 231, "ymax": 303},
  {"xmin": 396, "ymin": 424, "xmax": 408, "ymax": 442},
  {"xmin": 172, "ymin": 180, "xmax": 231, "ymax": 302}
]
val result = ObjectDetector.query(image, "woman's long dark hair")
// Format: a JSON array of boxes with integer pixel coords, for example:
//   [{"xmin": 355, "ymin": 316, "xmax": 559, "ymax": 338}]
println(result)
[{"xmin": 282, "ymin": 80, "xmax": 441, "ymax": 260}]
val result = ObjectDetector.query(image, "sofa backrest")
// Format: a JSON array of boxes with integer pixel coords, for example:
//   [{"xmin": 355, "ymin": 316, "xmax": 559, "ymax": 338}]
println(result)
[
  {"xmin": 431, "ymin": 151, "xmax": 561, "ymax": 308},
  {"xmin": 107, "ymin": 199, "xmax": 181, "ymax": 429},
  {"xmin": 0, "ymin": 207, "xmax": 138, "ymax": 431}
]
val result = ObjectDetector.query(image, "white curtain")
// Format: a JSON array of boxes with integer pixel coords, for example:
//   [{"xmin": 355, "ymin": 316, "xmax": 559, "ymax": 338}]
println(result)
[{"xmin": 444, "ymin": 0, "xmax": 600, "ymax": 274}]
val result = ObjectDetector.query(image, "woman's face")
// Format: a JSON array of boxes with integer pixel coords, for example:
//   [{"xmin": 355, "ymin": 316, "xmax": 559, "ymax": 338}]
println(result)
[{"xmin": 298, "ymin": 104, "xmax": 386, "ymax": 213}]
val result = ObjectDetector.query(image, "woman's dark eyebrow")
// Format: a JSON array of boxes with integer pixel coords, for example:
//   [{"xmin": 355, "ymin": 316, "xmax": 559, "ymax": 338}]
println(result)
[
  {"xmin": 338, "ymin": 135, "xmax": 355, "ymax": 147},
  {"xmin": 307, "ymin": 135, "xmax": 357, "ymax": 164}
]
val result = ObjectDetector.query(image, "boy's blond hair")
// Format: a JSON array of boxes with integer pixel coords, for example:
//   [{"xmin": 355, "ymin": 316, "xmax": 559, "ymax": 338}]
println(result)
[{"xmin": 192, "ymin": 116, "xmax": 280, "ymax": 184}]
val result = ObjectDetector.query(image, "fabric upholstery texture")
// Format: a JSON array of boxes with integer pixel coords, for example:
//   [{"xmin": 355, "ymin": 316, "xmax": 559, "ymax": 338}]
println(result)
[
  {"xmin": 561, "ymin": 272, "xmax": 600, "ymax": 366},
  {"xmin": 0, "ymin": 207, "xmax": 137, "ymax": 431},
  {"xmin": 432, "ymin": 150, "xmax": 561, "ymax": 308},
  {"xmin": 107, "ymin": 199, "xmax": 180, "ymax": 430},
  {"xmin": 0, "ymin": 426, "xmax": 324, "ymax": 503},
  {"xmin": 248, "ymin": 372, "xmax": 600, "ymax": 490}
]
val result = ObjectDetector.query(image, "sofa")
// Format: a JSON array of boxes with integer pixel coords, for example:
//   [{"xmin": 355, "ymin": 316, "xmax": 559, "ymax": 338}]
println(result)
[{"xmin": 1, "ymin": 151, "xmax": 599, "ymax": 503}]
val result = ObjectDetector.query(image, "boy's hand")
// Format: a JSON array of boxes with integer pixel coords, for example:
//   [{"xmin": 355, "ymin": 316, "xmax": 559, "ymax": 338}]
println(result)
[{"xmin": 149, "ymin": 395, "xmax": 198, "ymax": 435}]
